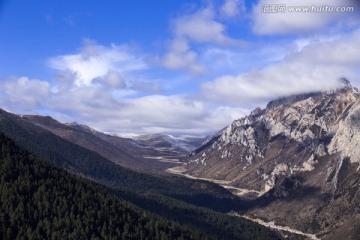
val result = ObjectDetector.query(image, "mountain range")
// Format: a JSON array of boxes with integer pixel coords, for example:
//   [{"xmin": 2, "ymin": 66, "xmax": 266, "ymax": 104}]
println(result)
[
  {"xmin": 0, "ymin": 105, "xmax": 283, "ymax": 239},
  {"xmin": 21, "ymin": 115, "xmax": 205, "ymax": 172},
  {"xmin": 1, "ymin": 79, "xmax": 360, "ymax": 239}
]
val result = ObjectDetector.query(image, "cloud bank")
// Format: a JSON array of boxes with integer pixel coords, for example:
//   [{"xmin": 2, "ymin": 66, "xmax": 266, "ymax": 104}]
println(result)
[
  {"xmin": 0, "ymin": 0, "xmax": 359, "ymax": 136},
  {"xmin": 0, "ymin": 40, "xmax": 247, "ymax": 136},
  {"xmin": 202, "ymin": 29, "xmax": 360, "ymax": 105}
]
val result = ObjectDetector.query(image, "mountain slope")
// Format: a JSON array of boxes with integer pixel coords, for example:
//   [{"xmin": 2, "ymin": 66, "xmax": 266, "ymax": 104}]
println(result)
[
  {"xmin": 22, "ymin": 116, "xmax": 205, "ymax": 171},
  {"xmin": 0, "ymin": 112, "xmax": 283, "ymax": 240},
  {"xmin": 0, "ymin": 132, "xmax": 215, "ymax": 240},
  {"xmin": 179, "ymin": 80, "xmax": 360, "ymax": 239},
  {"xmin": 0, "ymin": 108, "xmax": 237, "ymax": 211},
  {"xmin": 26, "ymin": 115, "xmax": 147, "ymax": 169}
]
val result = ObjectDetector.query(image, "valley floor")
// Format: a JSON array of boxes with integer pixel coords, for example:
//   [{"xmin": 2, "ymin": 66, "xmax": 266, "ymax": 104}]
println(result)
[
  {"xmin": 230, "ymin": 212, "xmax": 320, "ymax": 240},
  {"xmin": 167, "ymin": 166, "xmax": 322, "ymax": 240},
  {"xmin": 166, "ymin": 166, "xmax": 264, "ymax": 197}
]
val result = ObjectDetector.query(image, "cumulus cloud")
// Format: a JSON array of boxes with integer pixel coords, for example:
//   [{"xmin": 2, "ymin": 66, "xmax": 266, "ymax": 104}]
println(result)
[
  {"xmin": 202, "ymin": 28, "xmax": 360, "ymax": 106},
  {"xmin": 221, "ymin": 0, "xmax": 246, "ymax": 18},
  {"xmin": 157, "ymin": 38, "xmax": 205, "ymax": 74},
  {"xmin": 156, "ymin": 6, "xmax": 246, "ymax": 73},
  {"xmin": 252, "ymin": 0, "xmax": 359, "ymax": 35},
  {"xmin": 175, "ymin": 7, "xmax": 244, "ymax": 46},
  {"xmin": 48, "ymin": 40, "xmax": 162, "ymax": 94},
  {"xmin": 49, "ymin": 39, "xmax": 147, "ymax": 86}
]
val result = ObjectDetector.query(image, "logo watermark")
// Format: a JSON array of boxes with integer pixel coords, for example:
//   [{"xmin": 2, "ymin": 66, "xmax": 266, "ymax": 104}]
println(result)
[{"xmin": 262, "ymin": 4, "xmax": 355, "ymax": 13}]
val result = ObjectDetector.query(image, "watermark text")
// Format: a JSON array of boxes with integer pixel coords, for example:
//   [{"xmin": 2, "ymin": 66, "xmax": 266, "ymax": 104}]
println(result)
[{"xmin": 262, "ymin": 4, "xmax": 355, "ymax": 13}]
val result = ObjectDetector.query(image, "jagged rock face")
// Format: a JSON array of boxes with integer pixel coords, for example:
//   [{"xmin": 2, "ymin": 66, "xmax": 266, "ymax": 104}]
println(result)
[
  {"xmin": 184, "ymin": 83, "xmax": 360, "ymax": 238},
  {"xmin": 186, "ymin": 88, "xmax": 360, "ymax": 192},
  {"xmin": 186, "ymin": 86, "xmax": 360, "ymax": 190},
  {"xmin": 328, "ymin": 101, "xmax": 360, "ymax": 164}
]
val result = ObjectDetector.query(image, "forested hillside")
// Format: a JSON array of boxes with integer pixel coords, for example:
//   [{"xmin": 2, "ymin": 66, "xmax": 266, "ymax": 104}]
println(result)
[
  {"xmin": 0, "ymin": 125, "xmax": 282, "ymax": 240},
  {"xmin": 0, "ymin": 109, "xmax": 237, "ymax": 212},
  {"xmin": 0, "ymin": 132, "xmax": 214, "ymax": 240}
]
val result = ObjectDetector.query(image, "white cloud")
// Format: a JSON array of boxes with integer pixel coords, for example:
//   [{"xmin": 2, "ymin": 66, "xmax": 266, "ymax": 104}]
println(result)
[
  {"xmin": 252, "ymin": 0, "xmax": 359, "ymax": 35},
  {"xmin": 156, "ymin": 6, "xmax": 247, "ymax": 73},
  {"xmin": 0, "ymin": 73, "xmax": 248, "ymax": 136},
  {"xmin": 2, "ymin": 4, "xmax": 359, "ymax": 137},
  {"xmin": 221, "ymin": 0, "xmax": 246, "ymax": 18},
  {"xmin": 3, "ymin": 29, "xmax": 359, "ymax": 136},
  {"xmin": 3, "ymin": 40, "xmax": 246, "ymax": 136},
  {"xmin": 200, "ymin": 39, "xmax": 291, "ymax": 76},
  {"xmin": 157, "ymin": 38, "xmax": 205, "ymax": 74},
  {"xmin": 0, "ymin": 77, "xmax": 50, "ymax": 112},
  {"xmin": 62, "ymin": 93, "xmax": 247, "ymax": 135},
  {"xmin": 202, "ymin": 28, "xmax": 360, "ymax": 106},
  {"xmin": 49, "ymin": 39, "xmax": 147, "ymax": 86},
  {"xmin": 93, "ymin": 70, "xmax": 126, "ymax": 88},
  {"xmin": 295, "ymin": 30, "xmax": 360, "ymax": 65},
  {"xmin": 175, "ymin": 7, "xmax": 244, "ymax": 47},
  {"xmin": 89, "ymin": 95, "xmax": 248, "ymax": 135},
  {"xmin": 48, "ymin": 40, "xmax": 161, "ymax": 94}
]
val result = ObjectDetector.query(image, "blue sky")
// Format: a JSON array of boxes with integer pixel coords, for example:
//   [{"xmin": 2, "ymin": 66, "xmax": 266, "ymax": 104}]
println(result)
[{"xmin": 0, "ymin": 0, "xmax": 359, "ymax": 136}]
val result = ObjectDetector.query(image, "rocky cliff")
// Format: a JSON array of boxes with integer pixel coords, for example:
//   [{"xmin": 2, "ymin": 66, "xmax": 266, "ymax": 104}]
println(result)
[{"xmin": 178, "ymin": 79, "xmax": 360, "ymax": 239}]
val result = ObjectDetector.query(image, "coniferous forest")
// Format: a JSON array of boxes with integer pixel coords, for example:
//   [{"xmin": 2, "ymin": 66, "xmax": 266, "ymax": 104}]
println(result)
[
  {"xmin": 0, "ymin": 131, "xmax": 282, "ymax": 240},
  {"xmin": 0, "ymin": 132, "xmax": 215, "ymax": 240}
]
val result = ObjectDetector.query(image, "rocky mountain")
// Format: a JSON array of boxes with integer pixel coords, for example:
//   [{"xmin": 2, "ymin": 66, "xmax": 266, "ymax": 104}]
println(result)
[
  {"xmin": 176, "ymin": 79, "xmax": 360, "ymax": 239},
  {"xmin": 22, "ymin": 115, "xmax": 205, "ymax": 171}
]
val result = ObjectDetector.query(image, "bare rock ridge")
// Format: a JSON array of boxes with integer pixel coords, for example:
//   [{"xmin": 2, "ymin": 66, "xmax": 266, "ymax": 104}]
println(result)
[
  {"xmin": 178, "ymin": 79, "xmax": 360, "ymax": 239},
  {"xmin": 185, "ymin": 78, "xmax": 359, "ymax": 188}
]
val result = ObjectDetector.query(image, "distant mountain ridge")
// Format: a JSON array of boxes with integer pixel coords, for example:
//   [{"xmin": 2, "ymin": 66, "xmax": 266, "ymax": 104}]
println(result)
[
  {"xmin": 22, "ymin": 115, "xmax": 206, "ymax": 171},
  {"xmin": 176, "ymin": 79, "xmax": 360, "ymax": 239},
  {"xmin": 131, "ymin": 134, "xmax": 207, "ymax": 161}
]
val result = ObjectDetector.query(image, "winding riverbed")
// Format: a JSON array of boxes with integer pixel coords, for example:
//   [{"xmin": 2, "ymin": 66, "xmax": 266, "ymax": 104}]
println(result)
[
  {"xmin": 167, "ymin": 166, "xmax": 321, "ymax": 240},
  {"xmin": 230, "ymin": 212, "xmax": 320, "ymax": 240}
]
